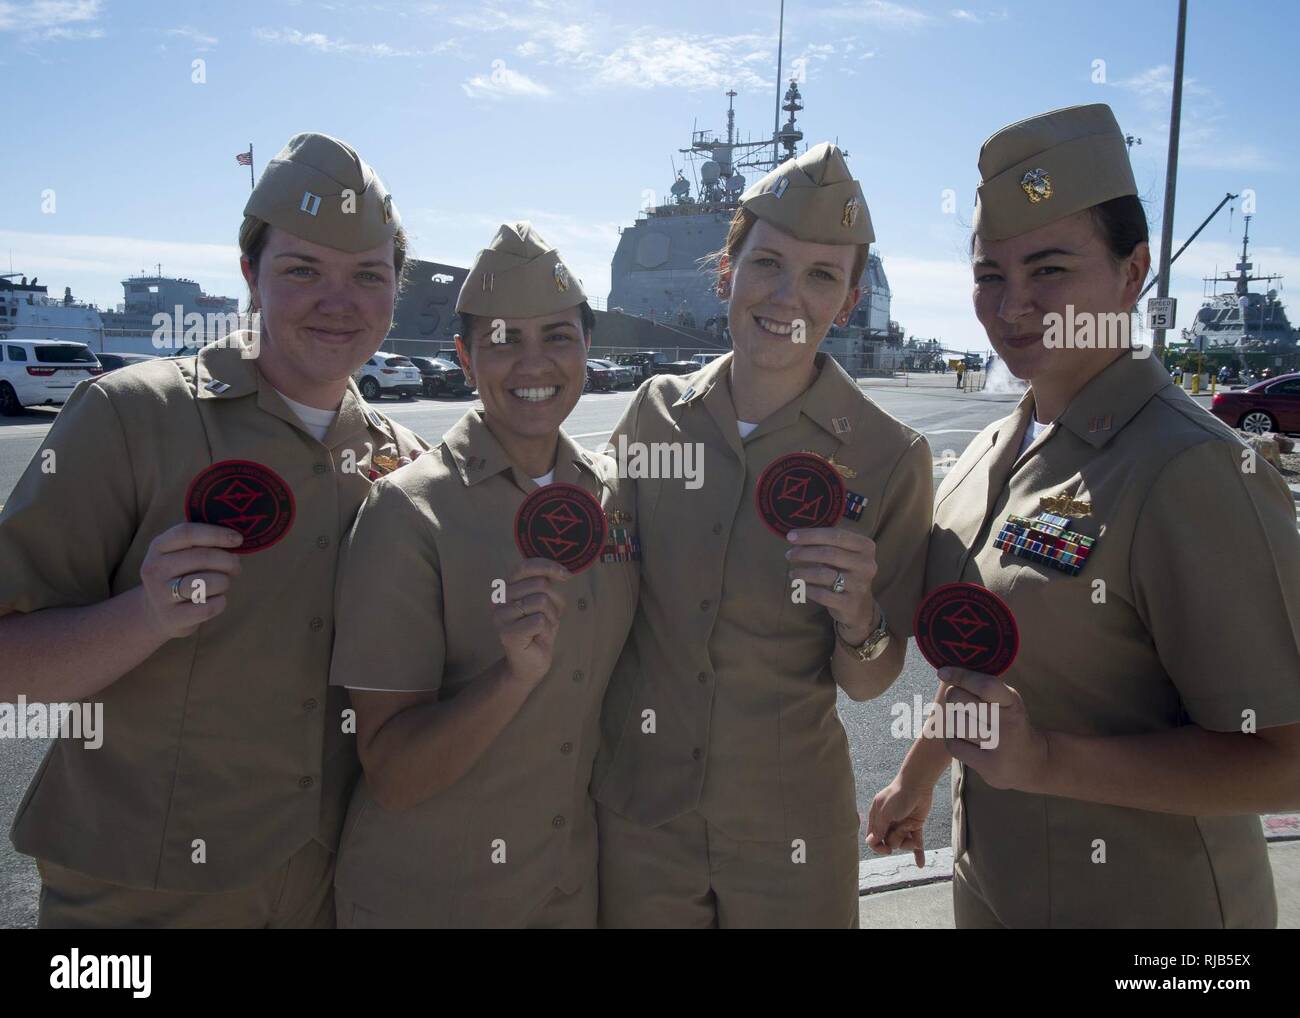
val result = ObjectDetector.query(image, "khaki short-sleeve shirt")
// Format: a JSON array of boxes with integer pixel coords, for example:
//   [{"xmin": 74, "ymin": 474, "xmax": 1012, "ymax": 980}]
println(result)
[
  {"xmin": 0, "ymin": 342, "xmax": 426, "ymax": 891},
  {"xmin": 595, "ymin": 352, "xmax": 933, "ymax": 841},
  {"xmin": 328, "ymin": 410, "xmax": 638, "ymax": 925},
  {"xmin": 928, "ymin": 352, "xmax": 1300, "ymax": 928}
]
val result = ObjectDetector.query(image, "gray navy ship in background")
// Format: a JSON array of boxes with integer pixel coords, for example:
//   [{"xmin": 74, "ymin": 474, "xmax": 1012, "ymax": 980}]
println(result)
[
  {"xmin": 606, "ymin": 82, "xmax": 904, "ymax": 374},
  {"xmin": 387, "ymin": 81, "xmax": 908, "ymax": 375},
  {"xmin": 1179, "ymin": 214, "xmax": 1299, "ymax": 366}
]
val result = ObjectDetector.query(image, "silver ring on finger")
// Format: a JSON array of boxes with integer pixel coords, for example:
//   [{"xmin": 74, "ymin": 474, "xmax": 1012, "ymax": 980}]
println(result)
[
  {"xmin": 831, "ymin": 571, "xmax": 847, "ymax": 594},
  {"xmin": 170, "ymin": 576, "xmax": 187, "ymax": 603}
]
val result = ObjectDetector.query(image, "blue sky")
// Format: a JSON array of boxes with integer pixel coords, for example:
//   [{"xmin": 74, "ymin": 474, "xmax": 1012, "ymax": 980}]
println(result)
[{"xmin": 3, "ymin": 0, "xmax": 1297, "ymax": 352}]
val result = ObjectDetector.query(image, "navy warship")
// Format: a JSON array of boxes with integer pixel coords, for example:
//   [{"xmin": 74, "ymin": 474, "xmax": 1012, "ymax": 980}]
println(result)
[
  {"xmin": 607, "ymin": 82, "xmax": 902, "ymax": 374},
  {"xmin": 1180, "ymin": 214, "xmax": 1298, "ymax": 365}
]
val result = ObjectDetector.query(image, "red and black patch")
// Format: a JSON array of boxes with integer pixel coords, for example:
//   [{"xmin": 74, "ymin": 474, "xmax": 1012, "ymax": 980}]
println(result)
[
  {"xmin": 913, "ymin": 582, "xmax": 1019, "ymax": 676},
  {"xmin": 754, "ymin": 452, "xmax": 846, "ymax": 537},
  {"xmin": 185, "ymin": 460, "xmax": 295, "ymax": 554},
  {"xmin": 514, "ymin": 483, "xmax": 607, "ymax": 574}
]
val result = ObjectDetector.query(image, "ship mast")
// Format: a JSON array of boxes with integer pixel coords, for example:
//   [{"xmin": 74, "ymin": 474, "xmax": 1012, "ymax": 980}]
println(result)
[
  {"xmin": 772, "ymin": 0, "xmax": 785, "ymax": 165},
  {"xmin": 1205, "ymin": 215, "xmax": 1281, "ymax": 297}
]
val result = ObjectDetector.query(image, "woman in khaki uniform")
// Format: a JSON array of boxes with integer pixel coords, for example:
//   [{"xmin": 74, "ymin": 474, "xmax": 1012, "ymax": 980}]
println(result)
[
  {"xmin": 595, "ymin": 145, "xmax": 934, "ymax": 928},
  {"xmin": 868, "ymin": 104, "xmax": 1300, "ymax": 928},
  {"xmin": 329, "ymin": 223, "xmax": 638, "ymax": 928},
  {"xmin": 0, "ymin": 133, "xmax": 426, "ymax": 927}
]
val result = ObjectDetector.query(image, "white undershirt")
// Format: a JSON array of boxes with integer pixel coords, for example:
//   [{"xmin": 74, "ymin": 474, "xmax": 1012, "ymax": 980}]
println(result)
[
  {"xmin": 275, "ymin": 388, "xmax": 339, "ymax": 442},
  {"xmin": 531, "ymin": 470, "xmax": 555, "ymax": 486},
  {"xmin": 1018, "ymin": 417, "xmax": 1052, "ymax": 457},
  {"xmin": 737, "ymin": 419, "xmax": 759, "ymax": 439}
]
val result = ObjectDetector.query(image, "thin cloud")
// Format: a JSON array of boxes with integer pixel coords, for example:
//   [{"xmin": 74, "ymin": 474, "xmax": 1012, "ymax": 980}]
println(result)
[
  {"xmin": 1115, "ymin": 64, "xmax": 1275, "ymax": 173},
  {"xmin": 0, "ymin": 0, "xmax": 100, "ymax": 33},
  {"xmin": 593, "ymin": 32, "xmax": 775, "ymax": 92},
  {"xmin": 252, "ymin": 26, "xmax": 449, "ymax": 58},
  {"xmin": 461, "ymin": 61, "xmax": 552, "ymax": 99},
  {"xmin": 166, "ymin": 26, "xmax": 218, "ymax": 50},
  {"xmin": 820, "ymin": 1, "xmax": 934, "ymax": 29}
]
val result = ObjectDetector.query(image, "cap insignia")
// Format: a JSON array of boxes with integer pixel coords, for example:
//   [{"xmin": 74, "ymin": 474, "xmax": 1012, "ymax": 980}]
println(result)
[
  {"xmin": 841, "ymin": 198, "xmax": 860, "ymax": 228},
  {"xmin": 1020, "ymin": 168, "xmax": 1053, "ymax": 204},
  {"xmin": 554, "ymin": 261, "xmax": 570, "ymax": 293},
  {"xmin": 299, "ymin": 191, "xmax": 322, "ymax": 216}
]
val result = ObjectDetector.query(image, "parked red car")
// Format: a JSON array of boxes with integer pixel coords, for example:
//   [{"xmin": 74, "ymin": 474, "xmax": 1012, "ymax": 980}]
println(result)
[{"xmin": 1209, "ymin": 372, "xmax": 1300, "ymax": 435}]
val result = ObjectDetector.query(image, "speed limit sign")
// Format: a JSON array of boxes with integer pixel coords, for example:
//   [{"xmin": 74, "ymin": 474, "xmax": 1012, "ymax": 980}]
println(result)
[{"xmin": 1145, "ymin": 297, "xmax": 1176, "ymax": 330}]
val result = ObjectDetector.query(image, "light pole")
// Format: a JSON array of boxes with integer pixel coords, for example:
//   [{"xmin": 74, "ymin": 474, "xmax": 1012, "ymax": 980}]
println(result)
[{"xmin": 1153, "ymin": 0, "xmax": 1188, "ymax": 352}]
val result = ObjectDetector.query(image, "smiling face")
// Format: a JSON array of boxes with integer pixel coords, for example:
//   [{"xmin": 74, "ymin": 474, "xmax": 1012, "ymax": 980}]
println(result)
[
  {"xmin": 455, "ymin": 309, "xmax": 589, "ymax": 442},
  {"xmin": 972, "ymin": 209, "xmax": 1149, "ymax": 388},
  {"xmin": 725, "ymin": 217, "xmax": 861, "ymax": 375},
  {"xmin": 241, "ymin": 227, "xmax": 397, "ymax": 393}
]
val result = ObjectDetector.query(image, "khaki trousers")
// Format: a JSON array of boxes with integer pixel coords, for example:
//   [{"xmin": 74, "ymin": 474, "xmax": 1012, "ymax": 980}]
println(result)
[
  {"xmin": 336, "ymin": 880, "xmax": 597, "ymax": 929},
  {"xmin": 36, "ymin": 839, "xmax": 336, "ymax": 929},
  {"xmin": 598, "ymin": 804, "xmax": 860, "ymax": 929}
]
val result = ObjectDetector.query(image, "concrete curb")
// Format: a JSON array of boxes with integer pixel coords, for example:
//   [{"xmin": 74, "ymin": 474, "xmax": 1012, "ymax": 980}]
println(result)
[
  {"xmin": 859, "ymin": 847, "xmax": 953, "ymax": 895},
  {"xmin": 858, "ymin": 813, "xmax": 1300, "ymax": 897}
]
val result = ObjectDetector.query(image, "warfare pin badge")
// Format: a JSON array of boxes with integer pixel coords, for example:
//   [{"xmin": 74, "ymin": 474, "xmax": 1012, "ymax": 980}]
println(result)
[
  {"xmin": 185, "ymin": 460, "xmax": 295, "ymax": 554},
  {"xmin": 515, "ymin": 483, "xmax": 607, "ymax": 574}
]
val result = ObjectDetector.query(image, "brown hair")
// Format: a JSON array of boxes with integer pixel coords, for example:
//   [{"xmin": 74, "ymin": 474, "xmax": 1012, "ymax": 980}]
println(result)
[
  {"xmin": 703, "ymin": 207, "xmax": 871, "ymax": 289},
  {"xmin": 1088, "ymin": 194, "xmax": 1149, "ymax": 260},
  {"xmin": 238, "ymin": 215, "xmax": 410, "ymax": 311}
]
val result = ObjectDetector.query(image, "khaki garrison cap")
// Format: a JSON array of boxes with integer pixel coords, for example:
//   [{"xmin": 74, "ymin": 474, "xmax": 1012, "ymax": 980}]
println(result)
[
  {"xmin": 240, "ymin": 133, "xmax": 400, "ymax": 253},
  {"xmin": 456, "ymin": 221, "xmax": 587, "ymax": 318},
  {"xmin": 973, "ymin": 103, "xmax": 1138, "ymax": 241},
  {"xmin": 739, "ymin": 141, "xmax": 874, "ymax": 245}
]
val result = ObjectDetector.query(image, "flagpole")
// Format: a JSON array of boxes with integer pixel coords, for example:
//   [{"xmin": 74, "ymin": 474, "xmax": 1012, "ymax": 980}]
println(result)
[{"xmin": 248, "ymin": 143, "xmax": 255, "ymax": 190}]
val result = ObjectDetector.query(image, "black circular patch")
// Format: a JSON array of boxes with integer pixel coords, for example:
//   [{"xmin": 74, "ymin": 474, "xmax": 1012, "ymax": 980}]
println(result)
[
  {"xmin": 185, "ymin": 460, "xmax": 295, "ymax": 554},
  {"xmin": 913, "ymin": 582, "xmax": 1019, "ymax": 676},
  {"xmin": 514, "ymin": 483, "xmax": 607, "ymax": 574},
  {"xmin": 754, "ymin": 452, "xmax": 846, "ymax": 537}
]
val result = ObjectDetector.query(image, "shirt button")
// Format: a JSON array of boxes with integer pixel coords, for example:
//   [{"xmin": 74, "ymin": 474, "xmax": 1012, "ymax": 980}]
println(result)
[
  {"xmin": 699, "ymin": 599, "xmax": 711, "ymax": 612},
  {"xmin": 560, "ymin": 742, "xmax": 573, "ymax": 755},
  {"xmin": 303, "ymin": 698, "xmax": 319, "ymax": 711},
  {"xmin": 298, "ymin": 776, "xmax": 314, "ymax": 789},
  {"xmin": 697, "ymin": 671, "xmax": 708, "ymax": 684},
  {"xmin": 313, "ymin": 463, "xmax": 328, "ymax": 475},
  {"xmin": 309, "ymin": 617, "xmax": 324, "ymax": 632},
  {"xmin": 578, "ymin": 598, "xmax": 588, "ymax": 611},
  {"xmin": 572, "ymin": 670, "xmax": 584, "ymax": 683},
  {"xmin": 316, "ymin": 536, "xmax": 330, "ymax": 549},
  {"xmin": 552, "ymin": 815, "xmax": 566, "ymax": 829},
  {"xmin": 712, "ymin": 522, "xmax": 722, "ymax": 535},
  {"xmin": 692, "ymin": 748, "xmax": 702, "ymax": 761}
]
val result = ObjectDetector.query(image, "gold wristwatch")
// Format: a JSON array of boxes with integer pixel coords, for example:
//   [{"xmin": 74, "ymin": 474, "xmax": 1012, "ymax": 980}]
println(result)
[{"xmin": 835, "ymin": 609, "xmax": 891, "ymax": 662}]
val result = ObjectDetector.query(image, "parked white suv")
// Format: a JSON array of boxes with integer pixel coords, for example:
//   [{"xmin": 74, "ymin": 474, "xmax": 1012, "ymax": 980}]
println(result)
[
  {"xmin": 0, "ymin": 339, "xmax": 102, "ymax": 416},
  {"xmin": 353, "ymin": 353, "xmax": 422, "ymax": 401},
  {"xmin": 691, "ymin": 352, "xmax": 725, "ymax": 367}
]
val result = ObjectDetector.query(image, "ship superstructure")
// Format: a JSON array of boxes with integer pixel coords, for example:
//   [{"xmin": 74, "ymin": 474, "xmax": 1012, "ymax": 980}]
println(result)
[
  {"xmin": 607, "ymin": 83, "xmax": 902, "ymax": 373},
  {"xmin": 1181, "ymin": 215, "xmax": 1298, "ymax": 358}
]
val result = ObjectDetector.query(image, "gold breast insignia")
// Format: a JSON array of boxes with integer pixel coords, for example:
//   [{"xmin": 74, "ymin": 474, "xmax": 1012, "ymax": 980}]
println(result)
[
  {"xmin": 1038, "ymin": 492, "xmax": 1091, "ymax": 517},
  {"xmin": 801, "ymin": 450, "xmax": 857, "ymax": 479}
]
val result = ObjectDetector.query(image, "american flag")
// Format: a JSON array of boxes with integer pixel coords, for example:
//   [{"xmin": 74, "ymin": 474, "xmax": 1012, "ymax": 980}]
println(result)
[{"xmin": 235, "ymin": 151, "xmax": 252, "ymax": 166}]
